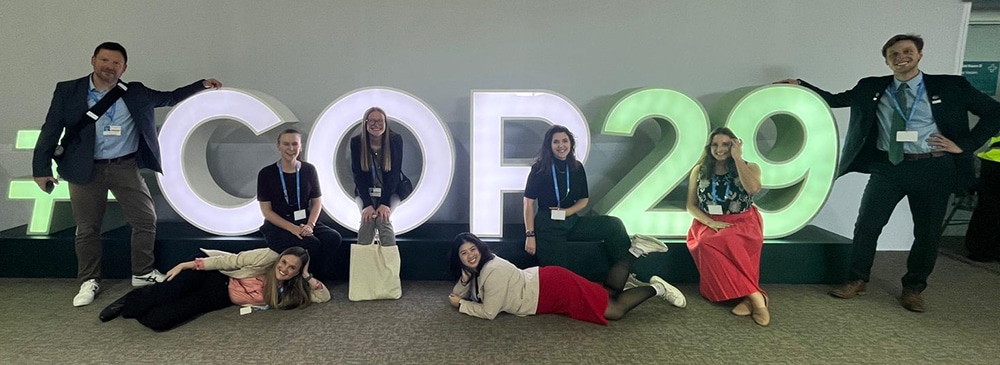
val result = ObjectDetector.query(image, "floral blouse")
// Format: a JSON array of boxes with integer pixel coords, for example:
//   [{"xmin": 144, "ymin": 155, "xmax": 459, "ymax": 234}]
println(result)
[{"xmin": 696, "ymin": 169, "xmax": 754, "ymax": 214}]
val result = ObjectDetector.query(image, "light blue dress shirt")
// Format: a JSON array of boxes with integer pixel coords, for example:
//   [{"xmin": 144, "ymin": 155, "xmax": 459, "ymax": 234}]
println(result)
[
  {"xmin": 88, "ymin": 75, "xmax": 138, "ymax": 159},
  {"xmin": 875, "ymin": 72, "xmax": 939, "ymax": 154}
]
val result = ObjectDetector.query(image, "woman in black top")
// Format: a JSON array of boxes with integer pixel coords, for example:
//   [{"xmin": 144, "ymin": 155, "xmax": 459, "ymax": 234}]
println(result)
[
  {"xmin": 350, "ymin": 107, "xmax": 403, "ymax": 246},
  {"xmin": 523, "ymin": 125, "xmax": 642, "ymax": 277},
  {"xmin": 257, "ymin": 129, "xmax": 342, "ymax": 280}
]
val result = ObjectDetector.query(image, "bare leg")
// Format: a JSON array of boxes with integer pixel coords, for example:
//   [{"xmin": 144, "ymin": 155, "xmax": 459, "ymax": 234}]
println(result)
[
  {"xmin": 731, "ymin": 298, "xmax": 751, "ymax": 316},
  {"xmin": 748, "ymin": 291, "xmax": 769, "ymax": 326}
]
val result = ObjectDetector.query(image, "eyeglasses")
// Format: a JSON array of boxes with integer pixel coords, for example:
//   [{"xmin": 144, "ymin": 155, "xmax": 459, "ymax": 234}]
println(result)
[{"xmin": 365, "ymin": 119, "xmax": 385, "ymax": 125}]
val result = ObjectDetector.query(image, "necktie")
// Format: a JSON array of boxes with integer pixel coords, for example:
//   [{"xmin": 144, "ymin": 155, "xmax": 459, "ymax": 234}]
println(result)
[{"xmin": 888, "ymin": 83, "xmax": 909, "ymax": 165}]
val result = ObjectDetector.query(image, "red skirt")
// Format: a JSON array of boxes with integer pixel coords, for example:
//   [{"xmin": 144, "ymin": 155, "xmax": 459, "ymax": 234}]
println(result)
[
  {"xmin": 686, "ymin": 206, "xmax": 765, "ymax": 302},
  {"xmin": 536, "ymin": 266, "xmax": 609, "ymax": 325}
]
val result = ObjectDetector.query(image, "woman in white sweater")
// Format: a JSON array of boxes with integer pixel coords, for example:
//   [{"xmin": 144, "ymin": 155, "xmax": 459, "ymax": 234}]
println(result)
[{"xmin": 448, "ymin": 233, "xmax": 685, "ymax": 325}]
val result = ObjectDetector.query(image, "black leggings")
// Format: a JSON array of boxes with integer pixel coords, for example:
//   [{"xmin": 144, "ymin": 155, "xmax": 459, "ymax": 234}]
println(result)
[
  {"xmin": 261, "ymin": 221, "xmax": 342, "ymax": 280},
  {"xmin": 121, "ymin": 270, "xmax": 233, "ymax": 332},
  {"xmin": 603, "ymin": 253, "xmax": 657, "ymax": 320}
]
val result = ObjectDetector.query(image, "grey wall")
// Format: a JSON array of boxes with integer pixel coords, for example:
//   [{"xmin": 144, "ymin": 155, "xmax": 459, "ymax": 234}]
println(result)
[{"xmin": 0, "ymin": 1, "xmax": 974, "ymax": 250}]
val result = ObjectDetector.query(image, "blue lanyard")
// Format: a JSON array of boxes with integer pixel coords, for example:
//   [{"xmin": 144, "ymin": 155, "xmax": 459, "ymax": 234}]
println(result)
[
  {"xmin": 550, "ymin": 163, "xmax": 570, "ymax": 207},
  {"xmin": 276, "ymin": 161, "xmax": 301, "ymax": 209},
  {"xmin": 369, "ymin": 153, "xmax": 380, "ymax": 184},
  {"xmin": 87, "ymin": 89, "xmax": 117, "ymax": 122},
  {"xmin": 885, "ymin": 81, "xmax": 924, "ymax": 128},
  {"xmin": 710, "ymin": 176, "xmax": 731, "ymax": 204}
]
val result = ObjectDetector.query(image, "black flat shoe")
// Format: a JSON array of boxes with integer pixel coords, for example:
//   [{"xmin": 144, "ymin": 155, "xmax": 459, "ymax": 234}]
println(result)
[
  {"xmin": 967, "ymin": 254, "xmax": 999, "ymax": 263},
  {"xmin": 99, "ymin": 294, "xmax": 128, "ymax": 322}
]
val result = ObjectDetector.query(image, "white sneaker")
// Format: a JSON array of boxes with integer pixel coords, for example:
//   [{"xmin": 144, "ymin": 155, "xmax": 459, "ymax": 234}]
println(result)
[
  {"xmin": 624, "ymin": 273, "xmax": 649, "ymax": 290},
  {"xmin": 132, "ymin": 269, "xmax": 166, "ymax": 287},
  {"xmin": 73, "ymin": 279, "xmax": 99, "ymax": 307},
  {"xmin": 630, "ymin": 234, "xmax": 668, "ymax": 256},
  {"xmin": 650, "ymin": 275, "xmax": 687, "ymax": 308}
]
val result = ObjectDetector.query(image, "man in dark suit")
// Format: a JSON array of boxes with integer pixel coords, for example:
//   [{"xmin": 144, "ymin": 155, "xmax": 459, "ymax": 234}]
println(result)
[
  {"xmin": 778, "ymin": 34, "xmax": 1000, "ymax": 312},
  {"xmin": 32, "ymin": 42, "xmax": 222, "ymax": 307}
]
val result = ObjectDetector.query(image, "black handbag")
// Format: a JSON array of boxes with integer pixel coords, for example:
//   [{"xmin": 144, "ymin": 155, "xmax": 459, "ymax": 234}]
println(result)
[{"xmin": 397, "ymin": 173, "xmax": 413, "ymax": 200}]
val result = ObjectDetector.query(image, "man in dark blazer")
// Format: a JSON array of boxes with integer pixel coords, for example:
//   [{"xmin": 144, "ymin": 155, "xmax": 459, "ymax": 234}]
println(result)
[
  {"xmin": 778, "ymin": 34, "xmax": 1000, "ymax": 312},
  {"xmin": 32, "ymin": 42, "xmax": 222, "ymax": 307}
]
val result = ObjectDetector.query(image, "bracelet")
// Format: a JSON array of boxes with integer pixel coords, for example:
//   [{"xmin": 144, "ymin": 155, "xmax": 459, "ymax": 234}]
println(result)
[
  {"xmin": 302, "ymin": 274, "xmax": 313, "ymax": 281},
  {"xmin": 525, "ymin": 231, "xmax": 535, "ymax": 237}
]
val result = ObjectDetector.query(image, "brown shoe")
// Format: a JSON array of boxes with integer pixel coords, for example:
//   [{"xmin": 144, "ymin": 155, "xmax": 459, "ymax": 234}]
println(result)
[
  {"xmin": 900, "ymin": 288, "xmax": 925, "ymax": 312},
  {"xmin": 829, "ymin": 280, "xmax": 866, "ymax": 299}
]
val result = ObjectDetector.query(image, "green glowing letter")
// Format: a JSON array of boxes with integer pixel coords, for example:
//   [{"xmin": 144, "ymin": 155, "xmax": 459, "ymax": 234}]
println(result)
[
  {"xmin": 710, "ymin": 85, "xmax": 838, "ymax": 237},
  {"xmin": 593, "ymin": 88, "xmax": 710, "ymax": 236}
]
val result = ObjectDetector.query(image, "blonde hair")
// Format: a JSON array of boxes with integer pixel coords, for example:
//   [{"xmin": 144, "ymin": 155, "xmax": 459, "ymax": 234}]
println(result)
[
  {"xmin": 359, "ymin": 106, "xmax": 393, "ymax": 172},
  {"xmin": 262, "ymin": 247, "xmax": 312, "ymax": 310}
]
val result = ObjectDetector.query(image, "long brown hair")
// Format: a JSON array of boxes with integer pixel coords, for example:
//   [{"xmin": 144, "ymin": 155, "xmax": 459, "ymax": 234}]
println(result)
[
  {"xmin": 359, "ymin": 106, "xmax": 393, "ymax": 172},
  {"xmin": 697, "ymin": 127, "xmax": 740, "ymax": 182},
  {"xmin": 263, "ymin": 247, "xmax": 312, "ymax": 310},
  {"xmin": 532, "ymin": 125, "xmax": 581, "ymax": 175}
]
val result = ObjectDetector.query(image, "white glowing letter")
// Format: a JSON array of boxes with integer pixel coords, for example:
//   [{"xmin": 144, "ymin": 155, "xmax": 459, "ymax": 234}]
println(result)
[
  {"xmin": 158, "ymin": 89, "xmax": 298, "ymax": 235},
  {"xmin": 307, "ymin": 87, "xmax": 454, "ymax": 234},
  {"xmin": 470, "ymin": 91, "xmax": 590, "ymax": 237}
]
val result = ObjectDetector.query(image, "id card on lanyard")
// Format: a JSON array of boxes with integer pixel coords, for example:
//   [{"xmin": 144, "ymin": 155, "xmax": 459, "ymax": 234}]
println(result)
[
  {"xmin": 277, "ymin": 161, "xmax": 307, "ymax": 221},
  {"xmin": 887, "ymin": 81, "xmax": 925, "ymax": 143},
  {"xmin": 707, "ymin": 177, "xmax": 729, "ymax": 215},
  {"xmin": 369, "ymin": 153, "xmax": 383, "ymax": 198},
  {"xmin": 89, "ymin": 89, "xmax": 120, "ymax": 136},
  {"xmin": 550, "ymin": 163, "xmax": 569, "ymax": 220}
]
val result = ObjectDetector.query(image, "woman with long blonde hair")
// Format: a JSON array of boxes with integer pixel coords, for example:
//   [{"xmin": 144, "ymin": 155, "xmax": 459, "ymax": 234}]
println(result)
[{"xmin": 98, "ymin": 246, "xmax": 329, "ymax": 331}]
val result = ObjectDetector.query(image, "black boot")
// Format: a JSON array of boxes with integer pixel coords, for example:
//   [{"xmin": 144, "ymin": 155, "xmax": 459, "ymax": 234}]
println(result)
[{"xmin": 99, "ymin": 294, "xmax": 129, "ymax": 322}]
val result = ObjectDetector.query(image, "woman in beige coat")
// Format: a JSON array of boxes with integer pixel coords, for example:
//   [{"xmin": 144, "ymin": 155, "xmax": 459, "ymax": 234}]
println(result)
[{"xmin": 448, "ymin": 233, "xmax": 685, "ymax": 325}]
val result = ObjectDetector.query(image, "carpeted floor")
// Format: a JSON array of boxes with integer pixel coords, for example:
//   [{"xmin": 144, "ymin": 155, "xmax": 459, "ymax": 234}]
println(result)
[{"xmin": 2, "ymin": 250, "xmax": 998, "ymax": 365}]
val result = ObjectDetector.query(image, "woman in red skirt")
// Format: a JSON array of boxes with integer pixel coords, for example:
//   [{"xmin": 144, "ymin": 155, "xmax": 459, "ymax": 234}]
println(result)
[
  {"xmin": 447, "ymin": 232, "xmax": 686, "ymax": 325},
  {"xmin": 685, "ymin": 127, "xmax": 769, "ymax": 326}
]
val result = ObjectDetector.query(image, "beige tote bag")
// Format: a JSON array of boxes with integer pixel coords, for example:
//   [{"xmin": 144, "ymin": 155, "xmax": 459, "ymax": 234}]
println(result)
[{"xmin": 348, "ymin": 243, "xmax": 402, "ymax": 301}]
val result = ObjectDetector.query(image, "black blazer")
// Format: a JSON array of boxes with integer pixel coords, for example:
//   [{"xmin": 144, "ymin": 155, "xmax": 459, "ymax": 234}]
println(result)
[
  {"xmin": 32, "ymin": 75, "xmax": 206, "ymax": 184},
  {"xmin": 800, "ymin": 74, "xmax": 1000, "ymax": 190},
  {"xmin": 350, "ymin": 132, "xmax": 403, "ymax": 208}
]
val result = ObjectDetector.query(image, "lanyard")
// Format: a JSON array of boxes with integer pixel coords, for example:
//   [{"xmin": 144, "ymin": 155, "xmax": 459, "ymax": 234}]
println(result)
[
  {"xmin": 550, "ymin": 163, "xmax": 570, "ymax": 207},
  {"xmin": 276, "ymin": 161, "xmax": 301, "ymax": 209},
  {"xmin": 710, "ymin": 176, "xmax": 731, "ymax": 204},
  {"xmin": 885, "ymin": 81, "xmax": 925, "ymax": 127},
  {"xmin": 88, "ymin": 89, "xmax": 117, "ymax": 122},
  {"xmin": 369, "ymin": 152, "xmax": 380, "ymax": 184}
]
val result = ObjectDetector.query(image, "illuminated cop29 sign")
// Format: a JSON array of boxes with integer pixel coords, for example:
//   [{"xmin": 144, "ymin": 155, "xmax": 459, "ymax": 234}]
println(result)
[{"xmin": 9, "ymin": 84, "xmax": 837, "ymax": 238}]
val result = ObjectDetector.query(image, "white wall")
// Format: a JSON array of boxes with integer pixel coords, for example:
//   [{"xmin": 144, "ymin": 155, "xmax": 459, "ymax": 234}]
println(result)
[{"xmin": 0, "ymin": 0, "xmax": 973, "ymax": 250}]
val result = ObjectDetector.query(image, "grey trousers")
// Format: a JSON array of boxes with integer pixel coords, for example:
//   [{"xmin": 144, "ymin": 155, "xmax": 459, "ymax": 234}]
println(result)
[
  {"xmin": 356, "ymin": 196, "xmax": 397, "ymax": 246},
  {"xmin": 69, "ymin": 157, "xmax": 156, "ymax": 281}
]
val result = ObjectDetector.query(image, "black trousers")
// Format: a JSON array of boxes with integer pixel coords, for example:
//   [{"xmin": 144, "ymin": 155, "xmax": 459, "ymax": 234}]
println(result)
[
  {"xmin": 121, "ymin": 270, "xmax": 232, "ymax": 332},
  {"xmin": 260, "ymin": 221, "xmax": 342, "ymax": 281},
  {"xmin": 534, "ymin": 214, "xmax": 631, "ymax": 265},
  {"xmin": 966, "ymin": 159, "xmax": 1000, "ymax": 260},
  {"xmin": 849, "ymin": 154, "xmax": 956, "ymax": 292}
]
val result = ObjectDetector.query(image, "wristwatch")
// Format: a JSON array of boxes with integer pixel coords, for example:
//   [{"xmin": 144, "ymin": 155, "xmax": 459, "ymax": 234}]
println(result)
[{"xmin": 525, "ymin": 231, "xmax": 535, "ymax": 237}]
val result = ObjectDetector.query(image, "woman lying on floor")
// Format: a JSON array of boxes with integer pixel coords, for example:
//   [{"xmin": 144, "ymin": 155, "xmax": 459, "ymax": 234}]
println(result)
[
  {"xmin": 98, "ymin": 247, "xmax": 329, "ymax": 331},
  {"xmin": 447, "ymin": 232, "xmax": 686, "ymax": 325}
]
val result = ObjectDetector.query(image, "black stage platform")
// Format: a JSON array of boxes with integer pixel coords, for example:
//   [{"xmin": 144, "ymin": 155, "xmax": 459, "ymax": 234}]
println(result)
[{"xmin": 0, "ymin": 221, "xmax": 851, "ymax": 284}]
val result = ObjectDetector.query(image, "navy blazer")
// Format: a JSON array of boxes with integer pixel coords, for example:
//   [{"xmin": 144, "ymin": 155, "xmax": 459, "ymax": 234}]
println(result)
[
  {"xmin": 32, "ymin": 75, "xmax": 206, "ymax": 184},
  {"xmin": 800, "ymin": 74, "xmax": 1000, "ymax": 190},
  {"xmin": 350, "ymin": 132, "xmax": 403, "ymax": 208}
]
